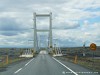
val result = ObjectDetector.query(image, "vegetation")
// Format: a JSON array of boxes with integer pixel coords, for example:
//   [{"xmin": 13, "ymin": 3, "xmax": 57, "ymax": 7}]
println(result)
[
  {"xmin": 0, "ymin": 48, "xmax": 33, "ymax": 68},
  {"xmin": 77, "ymin": 57, "xmax": 100, "ymax": 73},
  {"xmin": 55, "ymin": 55, "xmax": 100, "ymax": 74},
  {"xmin": 0, "ymin": 56, "xmax": 26, "ymax": 68}
]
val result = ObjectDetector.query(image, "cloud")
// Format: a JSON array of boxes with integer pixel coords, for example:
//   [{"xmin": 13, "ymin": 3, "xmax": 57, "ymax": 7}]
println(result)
[
  {"xmin": 0, "ymin": 0, "xmax": 100, "ymax": 47},
  {"xmin": 52, "ymin": 21, "xmax": 100, "ymax": 46},
  {"xmin": 0, "ymin": 17, "xmax": 31, "ymax": 36},
  {"xmin": 0, "ymin": 31, "xmax": 20, "ymax": 36},
  {"xmin": 53, "ymin": 20, "xmax": 80, "ymax": 29},
  {"xmin": 0, "ymin": 17, "xmax": 23, "ymax": 30}
]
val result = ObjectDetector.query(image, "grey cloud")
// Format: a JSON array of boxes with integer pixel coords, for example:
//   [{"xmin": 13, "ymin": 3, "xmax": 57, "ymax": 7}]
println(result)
[
  {"xmin": 0, "ymin": 31, "xmax": 19, "ymax": 36},
  {"xmin": 0, "ymin": 0, "xmax": 67, "ymax": 12},
  {"xmin": 0, "ymin": 0, "xmax": 67, "ymax": 5},
  {"xmin": 0, "ymin": 17, "xmax": 28, "ymax": 36},
  {"xmin": 0, "ymin": 18, "xmax": 20, "ymax": 31},
  {"xmin": 53, "ymin": 21, "xmax": 80, "ymax": 29},
  {"xmin": 0, "ymin": 0, "xmax": 99, "ymax": 47},
  {"xmin": 54, "ymin": 38, "xmax": 82, "ymax": 47}
]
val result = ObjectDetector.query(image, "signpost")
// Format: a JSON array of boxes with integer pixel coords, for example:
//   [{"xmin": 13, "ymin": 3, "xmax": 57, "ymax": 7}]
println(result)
[
  {"xmin": 90, "ymin": 43, "xmax": 96, "ymax": 51},
  {"xmin": 83, "ymin": 42, "xmax": 86, "ymax": 56},
  {"xmin": 90, "ymin": 43, "xmax": 97, "ymax": 69}
]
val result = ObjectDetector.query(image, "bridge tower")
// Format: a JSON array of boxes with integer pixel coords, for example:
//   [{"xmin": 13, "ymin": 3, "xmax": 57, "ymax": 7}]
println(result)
[{"xmin": 33, "ymin": 12, "xmax": 52, "ymax": 51}]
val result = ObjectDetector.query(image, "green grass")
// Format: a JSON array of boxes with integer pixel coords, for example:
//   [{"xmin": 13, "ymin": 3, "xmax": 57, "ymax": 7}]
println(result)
[
  {"xmin": 78, "ymin": 58, "xmax": 100, "ymax": 72},
  {"xmin": 0, "ymin": 57, "xmax": 26, "ymax": 68},
  {"xmin": 67, "ymin": 56, "xmax": 100, "ymax": 73},
  {"xmin": 57, "ymin": 56, "xmax": 100, "ymax": 74}
]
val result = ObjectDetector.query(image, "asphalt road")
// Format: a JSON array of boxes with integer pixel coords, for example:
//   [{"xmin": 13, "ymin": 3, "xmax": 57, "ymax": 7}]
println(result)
[{"xmin": 0, "ymin": 51, "xmax": 99, "ymax": 75}]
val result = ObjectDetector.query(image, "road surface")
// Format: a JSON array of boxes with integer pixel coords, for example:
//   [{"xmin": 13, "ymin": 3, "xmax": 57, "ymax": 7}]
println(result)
[{"xmin": 0, "ymin": 51, "xmax": 99, "ymax": 75}]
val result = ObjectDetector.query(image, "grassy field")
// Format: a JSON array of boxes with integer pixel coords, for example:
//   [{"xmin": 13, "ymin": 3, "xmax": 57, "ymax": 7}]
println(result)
[
  {"xmin": 0, "ymin": 48, "xmax": 28, "ymax": 68},
  {"xmin": 77, "ymin": 57, "xmax": 100, "ymax": 73},
  {"xmin": 55, "ymin": 56, "xmax": 100, "ymax": 74},
  {"xmin": 0, "ymin": 56, "xmax": 27, "ymax": 68}
]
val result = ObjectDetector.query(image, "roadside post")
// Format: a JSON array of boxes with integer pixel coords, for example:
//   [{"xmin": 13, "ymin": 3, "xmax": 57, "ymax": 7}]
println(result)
[
  {"xmin": 6, "ymin": 48, "xmax": 9, "ymax": 65},
  {"xmin": 83, "ymin": 42, "xmax": 86, "ymax": 56},
  {"xmin": 6, "ymin": 55, "xmax": 8, "ymax": 64},
  {"xmin": 31, "ymin": 49, "xmax": 34, "ymax": 57},
  {"xmin": 74, "ymin": 55, "xmax": 78, "ymax": 64},
  {"xmin": 74, "ymin": 50, "xmax": 78, "ymax": 64},
  {"xmin": 90, "ymin": 43, "xmax": 96, "ymax": 68}
]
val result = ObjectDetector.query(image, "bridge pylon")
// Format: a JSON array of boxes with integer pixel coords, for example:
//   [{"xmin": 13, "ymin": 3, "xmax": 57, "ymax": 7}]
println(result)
[{"xmin": 33, "ymin": 12, "xmax": 52, "ymax": 51}]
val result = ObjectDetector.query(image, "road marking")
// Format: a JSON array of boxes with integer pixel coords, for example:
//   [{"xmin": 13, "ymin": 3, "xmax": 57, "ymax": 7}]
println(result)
[
  {"xmin": 62, "ymin": 71, "xmax": 66, "ymax": 74},
  {"xmin": 25, "ymin": 58, "xmax": 34, "ymax": 66},
  {"xmin": 52, "ymin": 57, "xmax": 78, "ymax": 75},
  {"xmin": 14, "ymin": 68, "xmax": 22, "ymax": 74},
  {"xmin": 62, "ymin": 71, "xmax": 98, "ymax": 74},
  {"xmin": 14, "ymin": 58, "xmax": 34, "ymax": 74}
]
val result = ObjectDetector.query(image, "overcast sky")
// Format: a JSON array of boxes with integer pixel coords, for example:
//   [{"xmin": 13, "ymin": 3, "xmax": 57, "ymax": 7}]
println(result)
[{"xmin": 0, "ymin": 0, "xmax": 100, "ymax": 48}]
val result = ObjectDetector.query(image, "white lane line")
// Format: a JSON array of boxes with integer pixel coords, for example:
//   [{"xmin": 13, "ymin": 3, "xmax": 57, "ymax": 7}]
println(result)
[
  {"xmin": 14, "ymin": 58, "xmax": 34, "ymax": 74},
  {"xmin": 25, "ymin": 58, "xmax": 34, "ymax": 66},
  {"xmin": 14, "ymin": 68, "xmax": 22, "ymax": 74},
  {"xmin": 52, "ymin": 57, "xmax": 78, "ymax": 75}
]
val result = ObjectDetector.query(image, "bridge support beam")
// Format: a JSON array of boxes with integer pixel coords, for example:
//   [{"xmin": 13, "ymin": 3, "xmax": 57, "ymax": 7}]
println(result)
[{"xmin": 33, "ymin": 12, "xmax": 52, "ymax": 51}]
